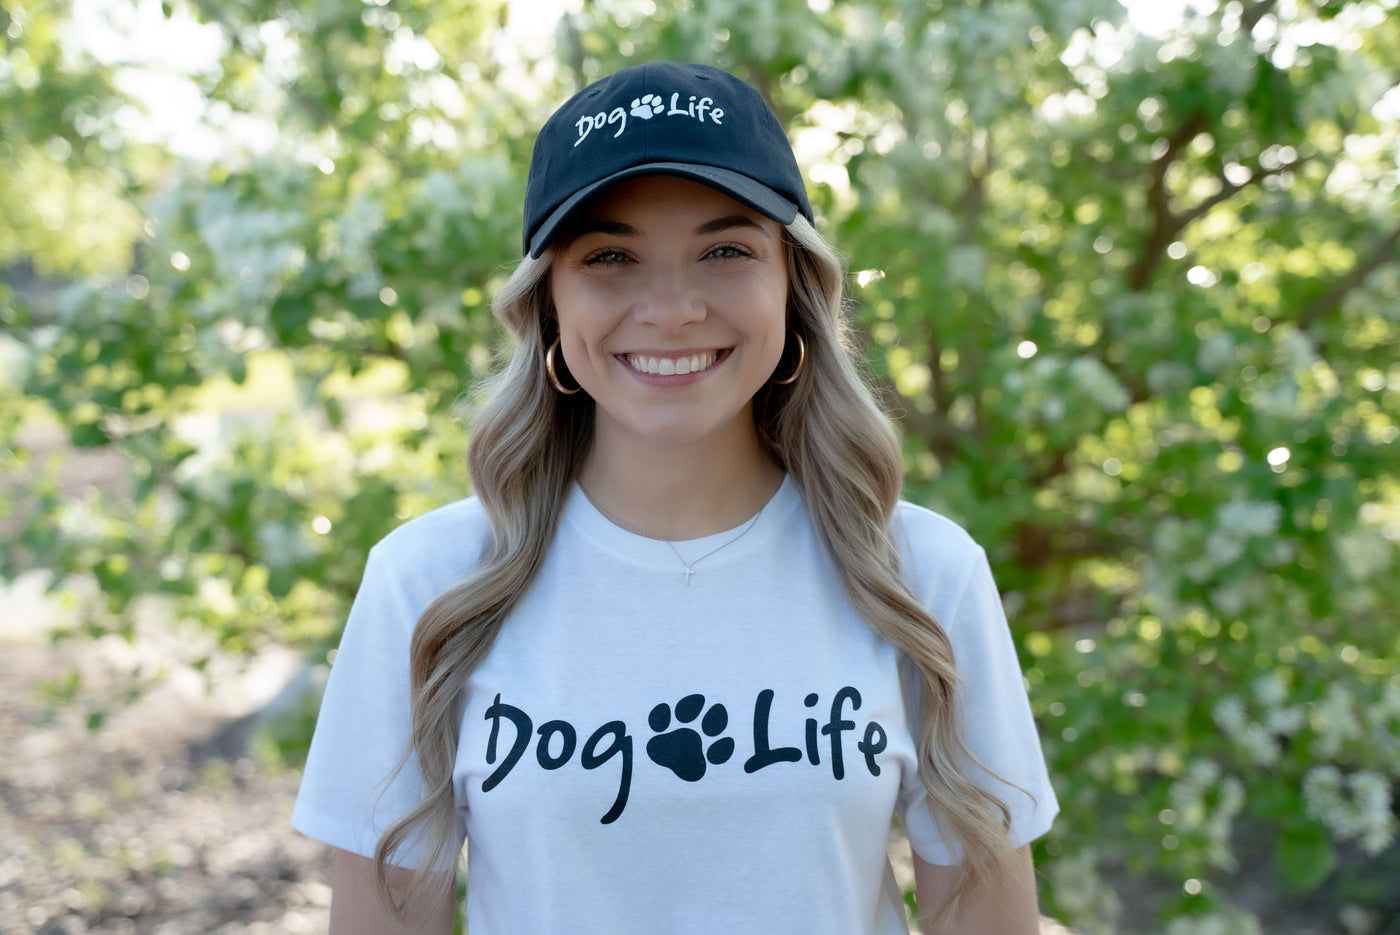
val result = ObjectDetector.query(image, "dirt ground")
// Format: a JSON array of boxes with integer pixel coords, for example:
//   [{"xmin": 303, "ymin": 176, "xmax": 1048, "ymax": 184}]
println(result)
[{"xmin": 0, "ymin": 575, "xmax": 332, "ymax": 935}]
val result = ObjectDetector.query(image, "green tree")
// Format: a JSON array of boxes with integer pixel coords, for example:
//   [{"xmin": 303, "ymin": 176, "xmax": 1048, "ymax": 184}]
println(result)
[{"xmin": 3, "ymin": 0, "xmax": 1397, "ymax": 930}]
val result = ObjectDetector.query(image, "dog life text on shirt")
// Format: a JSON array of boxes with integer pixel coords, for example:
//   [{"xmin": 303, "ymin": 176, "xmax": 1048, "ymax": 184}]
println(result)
[{"xmin": 481, "ymin": 686, "xmax": 890, "ymax": 824}]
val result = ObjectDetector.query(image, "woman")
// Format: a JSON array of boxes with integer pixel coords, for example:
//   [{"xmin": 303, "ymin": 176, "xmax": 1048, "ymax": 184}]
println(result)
[{"xmin": 293, "ymin": 61, "xmax": 1058, "ymax": 934}]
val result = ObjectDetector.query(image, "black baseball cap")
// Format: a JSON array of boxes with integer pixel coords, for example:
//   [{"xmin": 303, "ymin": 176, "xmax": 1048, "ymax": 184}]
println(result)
[{"xmin": 522, "ymin": 62, "xmax": 814, "ymax": 257}]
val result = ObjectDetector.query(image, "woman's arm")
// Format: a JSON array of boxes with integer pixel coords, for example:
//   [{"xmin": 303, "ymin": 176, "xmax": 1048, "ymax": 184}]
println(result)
[
  {"xmin": 913, "ymin": 845, "xmax": 1041, "ymax": 935},
  {"xmin": 328, "ymin": 848, "xmax": 456, "ymax": 935}
]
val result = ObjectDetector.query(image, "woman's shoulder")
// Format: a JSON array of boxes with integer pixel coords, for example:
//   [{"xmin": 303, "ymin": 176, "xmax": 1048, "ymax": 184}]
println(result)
[
  {"xmin": 893, "ymin": 498, "xmax": 983, "ymax": 558},
  {"xmin": 891, "ymin": 498, "xmax": 988, "ymax": 599},
  {"xmin": 365, "ymin": 495, "xmax": 492, "ymax": 582}
]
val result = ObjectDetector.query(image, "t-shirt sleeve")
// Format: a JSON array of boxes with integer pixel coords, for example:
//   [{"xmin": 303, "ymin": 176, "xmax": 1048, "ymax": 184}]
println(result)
[
  {"xmin": 894, "ymin": 526, "xmax": 1059, "ymax": 865},
  {"xmin": 290, "ymin": 543, "xmax": 466, "ymax": 868}
]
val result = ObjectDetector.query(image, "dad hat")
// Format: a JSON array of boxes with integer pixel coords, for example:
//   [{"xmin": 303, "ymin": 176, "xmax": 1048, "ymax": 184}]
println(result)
[{"xmin": 522, "ymin": 61, "xmax": 814, "ymax": 257}]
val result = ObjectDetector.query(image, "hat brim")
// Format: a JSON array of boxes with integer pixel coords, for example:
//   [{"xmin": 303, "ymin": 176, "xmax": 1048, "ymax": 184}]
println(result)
[{"xmin": 527, "ymin": 162, "xmax": 803, "ymax": 258}]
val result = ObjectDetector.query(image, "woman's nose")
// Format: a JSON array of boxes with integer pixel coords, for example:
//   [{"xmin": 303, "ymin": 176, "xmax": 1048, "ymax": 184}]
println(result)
[{"xmin": 632, "ymin": 269, "xmax": 707, "ymax": 330}]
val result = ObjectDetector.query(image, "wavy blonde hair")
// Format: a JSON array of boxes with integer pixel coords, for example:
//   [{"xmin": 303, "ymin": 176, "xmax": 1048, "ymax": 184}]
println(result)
[{"xmin": 373, "ymin": 215, "xmax": 1019, "ymax": 923}]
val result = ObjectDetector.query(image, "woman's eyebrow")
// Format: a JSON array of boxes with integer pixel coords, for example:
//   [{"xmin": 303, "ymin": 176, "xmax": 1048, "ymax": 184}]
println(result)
[
  {"xmin": 695, "ymin": 215, "xmax": 770, "ymax": 237},
  {"xmin": 570, "ymin": 219, "xmax": 641, "ymax": 238}
]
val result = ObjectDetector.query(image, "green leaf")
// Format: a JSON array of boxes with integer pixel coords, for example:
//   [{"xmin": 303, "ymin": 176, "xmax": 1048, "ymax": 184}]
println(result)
[
  {"xmin": 1278, "ymin": 824, "xmax": 1336, "ymax": 890},
  {"xmin": 70, "ymin": 421, "xmax": 110, "ymax": 447},
  {"xmin": 323, "ymin": 395, "xmax": 344, "ymax": 427}
]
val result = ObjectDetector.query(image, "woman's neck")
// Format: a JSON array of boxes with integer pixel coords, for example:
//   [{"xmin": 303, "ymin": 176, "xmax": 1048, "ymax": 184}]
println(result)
[{"xmin": 578, "ymin": 422, "xmax": 785, "ymax": 541}]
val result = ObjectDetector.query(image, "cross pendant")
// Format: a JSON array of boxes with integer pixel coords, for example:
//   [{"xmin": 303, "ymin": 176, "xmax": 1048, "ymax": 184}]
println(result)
[{"xmin": 683, "ymin": 567, "xmax": 695, "ymax": 586}]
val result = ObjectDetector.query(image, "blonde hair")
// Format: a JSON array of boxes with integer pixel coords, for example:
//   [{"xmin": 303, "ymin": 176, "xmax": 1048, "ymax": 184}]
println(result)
[{"xmin": 373, "ymin": 215, "xmax": 1018, "ymax": 922}]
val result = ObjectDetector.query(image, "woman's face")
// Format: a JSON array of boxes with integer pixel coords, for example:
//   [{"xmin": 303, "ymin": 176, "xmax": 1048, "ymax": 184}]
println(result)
[{"xmin": 549, "ymin": 175, "xmax": 789, "ymax": 454}]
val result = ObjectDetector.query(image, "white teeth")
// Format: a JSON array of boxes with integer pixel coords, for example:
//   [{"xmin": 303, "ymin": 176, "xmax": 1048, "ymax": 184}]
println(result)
[{"xmin": 627, "ymin": 352, "xmax": 717, "ymax": 376}]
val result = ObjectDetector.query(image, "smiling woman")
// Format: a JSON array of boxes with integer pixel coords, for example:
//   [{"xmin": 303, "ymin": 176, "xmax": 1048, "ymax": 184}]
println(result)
[
  {"xmin": 290, "ymin": 61, "xmax": 1057, "ymax": 935},
  {"xmin": 550, "ymin": 176, "xmax": 790, "ymax": 499}
]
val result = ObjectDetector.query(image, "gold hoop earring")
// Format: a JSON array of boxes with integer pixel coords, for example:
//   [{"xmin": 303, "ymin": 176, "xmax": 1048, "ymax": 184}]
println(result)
[
  {"xmin": 545, "ymin": 337, "xmax": 582, "ymax": 395},
  {"xmin": 770, "ymin": 330, "xmax": 806, "ymax": 386}
]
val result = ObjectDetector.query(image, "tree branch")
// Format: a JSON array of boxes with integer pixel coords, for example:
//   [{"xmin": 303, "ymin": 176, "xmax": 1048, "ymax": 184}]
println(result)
[
  {"xmin": 1297, "ymin": 223, "xmax": 1400, "ymax": 329},
  {"xmin": 1029, "ymin": 446, "xmax": 1074, "ymax": 490},
  {"xmin": 1128, "ymin": 109, "xmax": 1208, "ymax": 291},
  {"xmin": 925, "ymin": 334, "xmax": 953, "ymax": 418},
  {"xmin": 1174, "ymin": 157, "xmax": 1301, "ymax": 233},
  {"xmin": 1129, "ymin": 118, "xmax": 1307, "ymax": 293},
  {"xmin": 879, "ymin": 374, "xmax": 979, "ymax": 464},
  {"xmin": 1239, "ymin": 0, "xmax": 1280, "ymax": 34},
  {"xmin": 558, "ymin": 13, "xmax": 586, "ymax": 89},
  {"xmin": 956, "ymin": 129, "xmax": 990, "ymax": 243}
]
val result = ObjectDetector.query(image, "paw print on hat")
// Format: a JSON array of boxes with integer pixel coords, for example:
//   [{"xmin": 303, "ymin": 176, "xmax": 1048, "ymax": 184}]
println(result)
[
  {"xmin": 645, "ymin": 693, "xmax": 734, "ymax": 781},
  {"xmin": 630, "ymin": 93, "xmax": 665, "ymax": 119}
]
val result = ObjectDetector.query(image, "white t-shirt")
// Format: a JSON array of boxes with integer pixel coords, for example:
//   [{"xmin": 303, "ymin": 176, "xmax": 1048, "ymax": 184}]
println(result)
[{"xmin": 292, "ymin": 477, "xmax": 1058, "ymax": 934}]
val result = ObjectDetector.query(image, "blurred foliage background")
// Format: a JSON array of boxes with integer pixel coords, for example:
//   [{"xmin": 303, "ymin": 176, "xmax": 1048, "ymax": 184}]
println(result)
[{"xmin": 3, "ymin": 0, "xmax": 1398, "ymax": 931}]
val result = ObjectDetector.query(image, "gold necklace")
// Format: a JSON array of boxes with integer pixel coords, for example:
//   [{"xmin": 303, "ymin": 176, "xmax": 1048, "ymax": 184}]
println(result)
[{"xmin": 662, "ymin": 510, "xmax": 764, "ymax": 586}]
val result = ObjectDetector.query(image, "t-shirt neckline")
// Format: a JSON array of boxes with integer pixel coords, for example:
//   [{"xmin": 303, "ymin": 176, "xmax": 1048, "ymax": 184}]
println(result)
[{"xmin": 564, "ymin": 474, "xmax": 801, "ymax": 571}]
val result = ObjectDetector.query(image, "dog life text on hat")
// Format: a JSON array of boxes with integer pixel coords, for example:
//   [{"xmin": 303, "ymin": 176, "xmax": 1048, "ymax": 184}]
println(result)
[
  {"xmin": 523, "ymin": 62, "xmax": 814, "ymax": 257},
  {"xmin": 573, "ymin": 90, "xmax": 725, "ymax": 146}
]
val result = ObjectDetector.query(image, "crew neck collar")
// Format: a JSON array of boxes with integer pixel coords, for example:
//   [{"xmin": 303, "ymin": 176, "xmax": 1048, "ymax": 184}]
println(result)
[{"xmin": 564, "ymin": 474, "xmax": 801, "ymax": 571}]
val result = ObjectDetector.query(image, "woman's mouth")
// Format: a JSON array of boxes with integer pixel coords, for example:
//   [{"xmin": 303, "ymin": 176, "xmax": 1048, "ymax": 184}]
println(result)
[{"xmin": 623, "ymin": 351, "xmax": 723, "ymax": 376}]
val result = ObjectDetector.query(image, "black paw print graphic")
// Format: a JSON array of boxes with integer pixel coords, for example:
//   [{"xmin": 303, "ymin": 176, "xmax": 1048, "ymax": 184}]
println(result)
[
  {"xmin": 630, "ymin": 93, "xmax": 665, "ymax": 119},
  {"xmin": 645, "ymin": 694, "xmax": 734, "ymax": 781}
]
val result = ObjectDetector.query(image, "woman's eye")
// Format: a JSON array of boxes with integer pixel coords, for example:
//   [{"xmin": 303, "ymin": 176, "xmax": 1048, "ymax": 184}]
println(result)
[
  {"xmin": 582, "ymin": 248, "xmax": 631, "ymax": 266},
  {"xmin": 705, "ymin": 243, "xmax": 754, "ymax": 261}
]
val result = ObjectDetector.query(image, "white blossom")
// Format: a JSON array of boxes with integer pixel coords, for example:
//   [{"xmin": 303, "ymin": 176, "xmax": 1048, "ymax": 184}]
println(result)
[
  {"xmin": 1254, "ymin": 379, "xmax": 1300, "ymax": 419},
  {"xmin": 1168, "ymin": 761, "xmax": 1242, "ymax": 869},
  {"xmin": 1153, "ymin": 516, "xmax": 1191, "ymax": 555},
  {"xmin": 1335, "ymin": 529, "xmax": 1392, "ymax": 582},
  {"xmin": 195, "ymin": 189, "xmax": 307, "ymax": 308},
  {"xmin": 1147, "ymin": 360, "xmax": 1193, "ymax": 394},
  {"xmin": 1365, "ymin": 684, "xmax": 1400, "ymax": 772},
  {"xmin": 1253, "ymin": 672, "xmax": 1289, "ymax": 708},
  {"xmin": 1213, "ymin": 696, "xmax": 1247, "ymax": 735},
  {"xmin": 1279, "ymin": 329, "xmax": 1317, "ymax": 370},
  {"xmin": 1210, "ymin": 578, "xmax": 1262, "ymax": 617},
  {"xmin": 1068, "ymin": 356, "xmax": 1131, "ymax": 411},
  {"xmin": 1264, "ymin": 706, "xmax": 1306, "ymax": 736},
  {"xmin": 1311, "ymin": 683, "xmax": 1364, "ymax": 759},
  {"xmin": 334, "ymin": 195, "xmax": 388, "ymax": 299},
  {"xmin": 1204, "ymin": 531, "xmax": 1245, "ymax": 567},
  {"xmin": 1196, "ymin": 331, "xmax": 1236, "ymax": 374},
  {"xmin": 1200, "ymin": 499, "xmax": 1283, "ymax": 574},
  {"xmin": 257, "ymin": 521, "xmax": 317, "ymax": 566},
  {"xmin": 197, "ymin": 576, "xmax": 240, "ymax": 618},
  {"xmin": 1214, "ymin": 681, "xmax": 1306, "ymax": 767},
  {"xmin": 1303, "ymin": 766, "xmax": 1397, "ymax": 856},
  {"xmin": 1042, "ymin": 848, "xmax": 1122, "ymax": 934},
  {"xmin": 1350, "ymin": 771, "xmax": 1396, "ymax": 855},
  {"xmin": 1377, "ymin": 684, "xmax": 1400, "ymax": 721},
  {"xmin": 1235, "ymin": 724, "xmax": 1281, "ymax": 767},
  {"xmin": 1216, "ymin": 499, "xmax": 1283, "ymax": 538}
]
